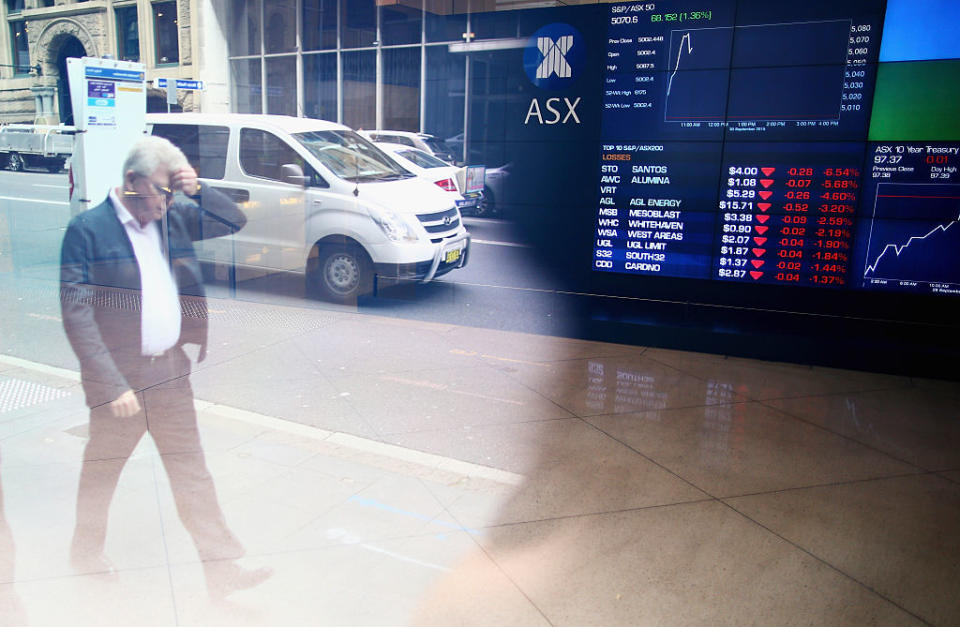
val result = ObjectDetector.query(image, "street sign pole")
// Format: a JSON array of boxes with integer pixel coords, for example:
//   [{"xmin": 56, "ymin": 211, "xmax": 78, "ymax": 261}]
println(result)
[{"xmin": 166, "ymin": 79, "xmax": 178, "ymax": 113}]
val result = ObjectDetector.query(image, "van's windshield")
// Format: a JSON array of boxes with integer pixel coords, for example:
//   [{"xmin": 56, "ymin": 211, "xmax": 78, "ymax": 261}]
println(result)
[{"xmin": 293, "ymin": 130, "xmax": 413, "ymax": 183}]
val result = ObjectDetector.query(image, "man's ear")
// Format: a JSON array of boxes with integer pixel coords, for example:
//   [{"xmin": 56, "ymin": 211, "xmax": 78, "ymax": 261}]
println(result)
[{"xmin": 122, "ymin": 170, "xmax": 138, "ymax": 190}]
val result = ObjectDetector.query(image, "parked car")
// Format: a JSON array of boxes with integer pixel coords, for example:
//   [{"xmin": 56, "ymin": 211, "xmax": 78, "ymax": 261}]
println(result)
[
  {"xmin": 374, "ymin": 142, "xmax": 484, "ymax": 215},
  {"xmin": 145, "ymin": 113, "xmax": 470, "ymax": 302},
  {"xmin": 478, "ymin": 162, "xmax": 511, "ymax": 218},
  {"xmin": 358, "ymin": 130, "xmax": 458, "ymax": 165}
]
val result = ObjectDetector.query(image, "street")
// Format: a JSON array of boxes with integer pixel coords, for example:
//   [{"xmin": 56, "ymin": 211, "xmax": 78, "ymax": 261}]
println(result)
[{"xmin": 0, "ymin": 169, "xmax": 580, "ymax": 343}]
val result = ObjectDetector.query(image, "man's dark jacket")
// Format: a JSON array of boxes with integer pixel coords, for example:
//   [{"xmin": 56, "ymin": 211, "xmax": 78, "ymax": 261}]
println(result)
[{"xmin": 60, "ymin": 187, "xmax": 246, "ymax": 408}]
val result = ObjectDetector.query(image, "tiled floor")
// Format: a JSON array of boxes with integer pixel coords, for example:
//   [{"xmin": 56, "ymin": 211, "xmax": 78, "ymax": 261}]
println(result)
[{"xmin": 0, "ymin": 289, "xmax": 958, "ymax": 625}]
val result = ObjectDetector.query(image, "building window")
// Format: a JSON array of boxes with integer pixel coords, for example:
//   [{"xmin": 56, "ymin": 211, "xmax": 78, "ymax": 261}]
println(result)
[
  {"xmin": 302, "ymin": 0, "xmax": 337, "ymax": 52},
  {"xmin": 381, "ymin": 4, "xmax": 422, "ymax": 46},
  {"xmin": 10, "ymin": 21, "xmax": 29, "ymax": 75},
  {"xmin": 265, "ymin": 0, "xmax": 296, "ymax": 54},
  {"xmin": 266, "ymin": 56, "xmax": 297, "ymax": 116},
  {"xmin": 425, "ymin": 46, "xmax": 465, "ymax": 142},
  {"xmin": 153, "ymin": 1, "xmax": 179, "ymax": 65},
  {"xmin": 342, "ymin": 50, "xmax": 375, "ymax": 130},
  {"xmin": 5, "ymin": 0, "xmax": 24, "ymax": 15},
  {"xmin": 231, "ymin": 58, "xmax": 262, "ymax": 114},
  {"xmin": 116, "ymin": 6, "xmax": 140, "ymax": 62},
  {"xmin": 228, "ymin": 0, "xmax": 261, "ymax": 56},
  {"xmin": 303, "ymin": 53, "xmax": 337, "ymax": 121},
  {"xmin": 341, "ymin": 0, "xmax": 375, "ymax": 49},
  {"xmin": 382, "ymin": 47, "xmax": 421, "ymax": 131}
]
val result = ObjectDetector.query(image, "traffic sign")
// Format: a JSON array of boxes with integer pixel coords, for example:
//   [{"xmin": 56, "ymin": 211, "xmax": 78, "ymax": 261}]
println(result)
[{"xmin": 155, "ymin": 78, "xmax": 205, "ymax": 91}]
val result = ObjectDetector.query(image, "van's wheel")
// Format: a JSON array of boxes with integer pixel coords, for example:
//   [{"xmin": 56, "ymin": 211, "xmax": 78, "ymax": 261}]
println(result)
[
  {"xmin": 306, "ymin": 243, "xmax": 373, "ymax": 303},
  {"xmin": 7, "ymin": 152, "xmax": 24, "ymax": 172},
  {"xmin": 475, "ymin": 186, "xmax": 495, "ymax": 217}
]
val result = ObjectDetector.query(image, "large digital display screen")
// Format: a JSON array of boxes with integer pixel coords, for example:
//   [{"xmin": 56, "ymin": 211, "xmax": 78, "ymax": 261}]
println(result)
[{"xmin": 590, "ymin": 0, "xmax": 960, "ymax": 295}]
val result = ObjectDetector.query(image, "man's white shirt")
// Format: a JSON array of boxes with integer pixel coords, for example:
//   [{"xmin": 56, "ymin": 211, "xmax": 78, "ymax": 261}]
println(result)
[{"xmin": 109, "ymin": 188, "xmax": 181, "ymax": 356}]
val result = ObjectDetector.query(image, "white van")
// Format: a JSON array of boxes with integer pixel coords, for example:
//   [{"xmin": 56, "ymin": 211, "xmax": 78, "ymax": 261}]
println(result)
[{"xmin": 145, "ymin": 113, "xmax": 470, "ymax": 302}]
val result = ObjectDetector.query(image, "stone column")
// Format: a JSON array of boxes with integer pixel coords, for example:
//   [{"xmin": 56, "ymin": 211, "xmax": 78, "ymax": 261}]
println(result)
[{"xmin": 30, "ymin": 85, "xmax": 57, "ymax": 124}]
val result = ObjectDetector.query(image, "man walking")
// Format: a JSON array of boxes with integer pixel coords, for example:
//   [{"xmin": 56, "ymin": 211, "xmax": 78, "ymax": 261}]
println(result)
[{"xmin": 60, "ymin": 135, "xmax": 267, "ymax": 595}]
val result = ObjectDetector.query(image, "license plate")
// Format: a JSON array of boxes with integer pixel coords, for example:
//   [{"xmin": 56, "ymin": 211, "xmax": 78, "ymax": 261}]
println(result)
[
  {"xmin": 456, "ymin": 198, "xmax": 478, "ymax": 209},
  {"xmin": 444, "ymin": 247, "xmax": 462, "ymax": 264}
]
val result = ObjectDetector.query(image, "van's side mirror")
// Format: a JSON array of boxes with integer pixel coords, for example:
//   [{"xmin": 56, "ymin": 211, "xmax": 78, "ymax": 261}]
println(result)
[{"xmin": 280, "ymin": 163, "xmax": 309, "ymax": 187}]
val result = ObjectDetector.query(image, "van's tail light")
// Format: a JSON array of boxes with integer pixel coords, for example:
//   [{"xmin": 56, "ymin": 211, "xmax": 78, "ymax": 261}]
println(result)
[
  {"xmin": 434, "ymin": 178, "xmax": 456, "ymax": 192},
  {"xmin": 68, "ymin": 163, "xmax": 74, "ymax": 200}
]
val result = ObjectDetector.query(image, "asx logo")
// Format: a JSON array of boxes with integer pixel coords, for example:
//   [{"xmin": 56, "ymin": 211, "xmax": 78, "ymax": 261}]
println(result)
[
  {"xmin": 535, "ymin": 35, "xmax": 574, "ymax": 79},
  {"xmin": 523, "ymin": 23, "xmax": 585, "ymax": 126}
]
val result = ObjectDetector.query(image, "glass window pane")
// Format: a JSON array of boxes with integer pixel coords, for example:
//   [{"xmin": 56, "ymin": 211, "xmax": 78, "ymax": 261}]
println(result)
[
  {"xmin": 116, "ymin": 6, "xmax": 140, "ymax": 62},
  {"xmin": 381, "ymin": 3, "xmax": 422, "ymax": 46},
  {"xmin": 472, "ymin": 9, "xmax": 520, "ymax": 41},
  {"xmin": 228, "ymin": 0, "xmax": 260, "ymax": 56},
  {"xmin": 6, "ymin": 0, "xmax": 25, "ymax": 14},
  {"xmin": 266, "ymin": 56, "xmax": 297, "ymax": 116},
  {"xmin": 151, "ymin": 123, "xmax": 229, "ymax": 180},
  {"xmin": 342, "ymin": 50, "xmax": 375, "ymax": 130},
  {"xmin": 468, "ymin": 49, "xmax": 520, "ymax": 167},
  {"xmin": 231, "ymin": 58, "xmax": 262, "ymax": 113},
  {"xmin": 303, "ymin": 0, "xmax": 337, "ymax": 51},
  {"xmin": 264, "ymin": 0, "xmax": 296, "ymax": 54},
  {"xmin": 370, "ymin": 133, "xmax": 414, "ymax": 147},
  {"xmin": 382, "ymin": 47, "xmax": 421, "ymax": 131},
  {"xmin": 294, "ymin": 130, "xmax": 407, "ymax": 181},
  {"xmin": 425, "ymin": 3, "xmax": 467, "ymax": 43},
  {"xmin": 424, "ymin": 46, "xmax": 464, "ymax": 157},
  {"xmin": 303, "ymin": 53, "xmax": 338, "ymax": 121},
  {"xmin": 398, "ymin": 148, "xmax": 448, "ymax": 168},
  {"xmin": 11, "ymin": 21, "xmax": 29, "ymax": 74},
  {"xmin": 240, "ymin": 128, "xmax": 305, "ymax": 182},
  {"xmin": 153, "ymin": 1, "xmax": 179, "ymax": 65},
  {"xmin": 341, "ymin": 0, "xmax": 375, "ymax": 48}
]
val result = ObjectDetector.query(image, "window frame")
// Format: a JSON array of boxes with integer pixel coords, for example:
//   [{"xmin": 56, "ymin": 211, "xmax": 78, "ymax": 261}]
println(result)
[
  {"xmin": 150, "ymin": 123, "xmax": 230, "ymax": 181},
  {"xmin": 239, "ymin": 127, "xmax": 328, "ymax": 188},
  {"xmin": 10, "ymin": 20, "xmax": 30, "ymax": 77},
  {"xmin": 115, "ymin": 4, "xmax": 141, "ymax": 63},
  {"xmin": 152, "ymin": 0, "xmax": 180, "ymax": 66}
]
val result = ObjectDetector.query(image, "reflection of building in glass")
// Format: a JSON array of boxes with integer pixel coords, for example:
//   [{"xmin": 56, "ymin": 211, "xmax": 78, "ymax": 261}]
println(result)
[
  {"xmin": 2, "ymin": 1, "xmax": 524, "ymax": 168},
  {"xmin": 225, "ymin": 1, "xmax": 514, "ymax": 166},
  {"xmin": 0, "ymin": 0, "xmax": 205, "ymax": 124}
]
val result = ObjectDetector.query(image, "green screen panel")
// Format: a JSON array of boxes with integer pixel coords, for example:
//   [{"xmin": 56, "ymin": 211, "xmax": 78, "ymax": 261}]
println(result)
[{"xmin": 869, "ymin": 60, "xmax": 960, "ymax": 141}]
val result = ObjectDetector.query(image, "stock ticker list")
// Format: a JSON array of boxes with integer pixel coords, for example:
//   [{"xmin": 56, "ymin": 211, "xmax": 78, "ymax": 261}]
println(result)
[
  {"xmin": 714, "ymin": 156, "xmax": 859, "ymax": 286},
  {"xmin": 592, "ymin": 0, "xmax": 887, "ymax": 289},
  {"xmin": 595, "ymin": 143, "xmax": 718, "ymax": 279}
]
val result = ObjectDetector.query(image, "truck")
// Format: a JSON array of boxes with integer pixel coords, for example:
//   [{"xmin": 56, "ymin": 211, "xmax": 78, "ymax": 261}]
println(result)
[{"xmin": 0, "ymin": 124, "xmax": 74, "ymax": 172}]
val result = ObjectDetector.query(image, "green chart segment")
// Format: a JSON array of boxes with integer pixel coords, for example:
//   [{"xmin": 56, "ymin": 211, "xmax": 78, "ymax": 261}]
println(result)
[{"xmin": 868, "ymin": 60, "xmax": 960, "ymax": 141}]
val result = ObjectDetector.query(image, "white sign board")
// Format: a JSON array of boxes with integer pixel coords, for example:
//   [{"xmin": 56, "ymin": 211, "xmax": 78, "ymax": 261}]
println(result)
[{"xmin": 67, "ymin": 57, "xmax": 146, "ymax": 215}]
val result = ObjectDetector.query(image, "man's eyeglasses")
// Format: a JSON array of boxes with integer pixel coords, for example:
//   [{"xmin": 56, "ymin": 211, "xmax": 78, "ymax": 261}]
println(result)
[{"xmin": 124, "ymin": 180, "xmax": 175, "ymax": 203}]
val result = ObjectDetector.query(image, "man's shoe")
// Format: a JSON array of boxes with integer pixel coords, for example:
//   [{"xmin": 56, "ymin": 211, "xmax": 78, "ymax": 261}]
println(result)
[
  {"xmin": 70, "ymin": 550, "xmax": 118, "ymax": 580},
  {"xmin": 204, "ymin": 560, "xmax": 273, "ymax": 598}
]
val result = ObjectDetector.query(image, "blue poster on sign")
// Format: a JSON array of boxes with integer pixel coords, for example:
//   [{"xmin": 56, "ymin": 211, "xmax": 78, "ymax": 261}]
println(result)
[{"xmin": 86, "ymin": 79, "xmax": 117, "ymax": 127}]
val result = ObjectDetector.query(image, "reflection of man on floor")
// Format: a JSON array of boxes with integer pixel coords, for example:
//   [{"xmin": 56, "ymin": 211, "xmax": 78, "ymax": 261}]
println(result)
[
  {"xmin": 0, "ymin": 450, "xmax": 27, "ymax": 620},
  {"xmin": 60, "ymin": 136, "xmax": 268, "ymax": 594}
]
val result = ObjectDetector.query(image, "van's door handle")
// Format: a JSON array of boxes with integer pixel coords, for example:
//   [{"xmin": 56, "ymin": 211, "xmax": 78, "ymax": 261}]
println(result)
[
  {"xmin": 313, "ymin": 199, "xmax": 322, "ymax": 208},
  {"xmin": 211, "ymin": 186, "xmax": 250, "ymax": 203}
]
